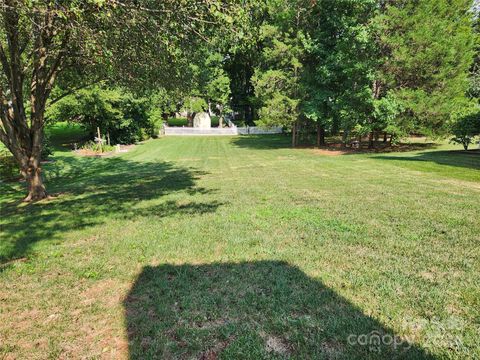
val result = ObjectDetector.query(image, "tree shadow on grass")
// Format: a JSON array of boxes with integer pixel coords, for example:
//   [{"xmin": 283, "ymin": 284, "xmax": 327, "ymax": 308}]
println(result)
[
  {"xmin": 125, "ymin": 261, "xmax": 435, "ymax": 360},
  {"xmin": 374, "ymin": 150, "xmax": 480, "ymax": 171},
  {"xmin": 0, "ymin": 154, "xmax": 222, "ymax": 266},
  {"xmin": 231, "ymin": 135, "xmax": 443, "ymax": 154}
]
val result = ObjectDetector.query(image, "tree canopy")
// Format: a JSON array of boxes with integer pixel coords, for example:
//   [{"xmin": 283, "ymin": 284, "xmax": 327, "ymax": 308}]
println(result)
[{"xmin": 0, "ymin": 0, "xmax": 478, "ymax": 200}]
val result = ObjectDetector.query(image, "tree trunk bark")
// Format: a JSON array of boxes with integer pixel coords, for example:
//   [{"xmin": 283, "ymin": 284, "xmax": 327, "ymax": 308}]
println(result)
[
  {"xmin": 317, "ymin": 123, "xmax": 325, "ymax": 147},
  {"xmin": 219, "ymin": 109, "xmax": 223, "ymax": 128},
  {"xmin": 22, "ymin": 162, "xmax": 47, "ymax": 202},
  {"xmin": 187, "ymin": 112, "xmax": 194, "ymax": 127},
  {"xmin": 342, "ymin": 130, "xmax": 349, "ymax": 148},
  {"xmin": 368, "ymin": 131, "xmax": 374, "ymax": 149},
  {"xmin": 0, "ymin": 3, "xmax": 66, "ymax": 202},
  {"xmin": 383, "ymin": 132, "xmax": 387, "ymax": 143},
  {"xmin": 292, "ymin": 122, "xmax": 297, "ymax": 147}
]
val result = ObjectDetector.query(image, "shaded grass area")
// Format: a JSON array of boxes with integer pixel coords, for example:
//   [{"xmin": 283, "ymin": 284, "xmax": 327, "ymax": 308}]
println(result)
[
  {"xmin": 0, "ymin": 131, "xmax": 479, "ymax": 359},
  {"xmin": 374, "ymin": 150, "xmax": 480, "ymax": 181},
  {"xmin": 126, "ymin": 261, "xmax": 432, "ymax": 359},
  {"xmin": 0, "ymin": 154, "xmax": 219, "ymax": 264}
]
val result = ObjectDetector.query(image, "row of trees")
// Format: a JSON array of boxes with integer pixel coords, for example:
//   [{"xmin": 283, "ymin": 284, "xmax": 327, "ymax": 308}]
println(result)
[
  {"xmin": 244, "ymin": 0, "xmax": 478, "ymax": 147},
  {"xmin": 0, "ymin": 0, "xmax": 478, "ymax": 200}
]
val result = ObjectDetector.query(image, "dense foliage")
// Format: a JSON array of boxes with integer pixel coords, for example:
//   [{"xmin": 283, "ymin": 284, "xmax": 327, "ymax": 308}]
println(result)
[
  {"xmin": 249, "ymin": 0, "xmax": 477, "ymax": 146},
  {"xmin": 46, "ymin": 86, "xmax": 159, "ymax": 144},
  {"xmin": 0, "ymin": 0, "xmax": 242, "ymax": 199},
  {"xmin": 0, "ymin": 0, "xmax": 478, "ymax": 200},
  {"xmin": 252, "ymin": 1, "xmax": 307, "ymax": 141}
]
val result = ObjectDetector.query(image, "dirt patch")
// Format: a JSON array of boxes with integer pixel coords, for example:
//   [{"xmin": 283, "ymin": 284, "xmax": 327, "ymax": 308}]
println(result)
[
  {"xmin": 419, "ymin": 271, "xmax": 436, "ymax": 282},
  {"xmin": 72, "ymin": 279, "xmax": 130, "ymax": 359},
  {"xmin": 81, "ymin": 279, "xmax": 127, "ymax": 308},
  {"xmin": 259, "ymin": 331, "xmax": 291, "ymax": 356},
  {"xmin": 192, "ymin": 318, "xmax": 231, "ymax": 330},
  {"xmin": 265, "ymin": 335, "xmax": 291, "ymax": 355},
  {"xmin": 311, "ymin": 148, "xmax": 351, "ymax": 156}
]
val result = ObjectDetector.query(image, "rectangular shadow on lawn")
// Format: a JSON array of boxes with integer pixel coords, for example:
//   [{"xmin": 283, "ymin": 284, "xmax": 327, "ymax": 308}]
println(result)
[{"xmin": 124, "ymin": 261, "xmax": 435, "ymax": 359}]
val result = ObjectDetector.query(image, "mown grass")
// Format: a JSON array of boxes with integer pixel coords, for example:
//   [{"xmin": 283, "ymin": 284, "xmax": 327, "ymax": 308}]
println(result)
[{"xmin": 0, "ymin": 128, "xmax": 479, "ymax": 359}]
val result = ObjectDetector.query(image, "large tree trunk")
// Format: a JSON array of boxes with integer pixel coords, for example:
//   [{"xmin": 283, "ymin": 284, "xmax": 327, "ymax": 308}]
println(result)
[
  {"xmin": 0, "ymin": 0, "xmax": 65, "ymax": 201},
  {"xmin": 218, "ymin": 107, "xmax": 224, "ymax": 128},
  {"xmin": 22, "ymin": 161, "xmax": 47, "ymax": 202},
  {"xmin": 12, "ymin": 120, "xmax": 49, "ymax": 201}
]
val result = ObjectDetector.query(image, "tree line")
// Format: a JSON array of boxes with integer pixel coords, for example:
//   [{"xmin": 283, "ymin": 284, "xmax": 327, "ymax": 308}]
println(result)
[
  {"xmin": 239, "ymin": 0, "xmax": 478, "ymax": 148},
  {"xmin": 0, "ymin": 0, "xmax": 478, "ymax": 201}
]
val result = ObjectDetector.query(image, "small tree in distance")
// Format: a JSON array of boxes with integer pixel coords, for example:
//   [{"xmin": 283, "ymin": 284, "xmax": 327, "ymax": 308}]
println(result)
[{"xmin": 451, "ymin": 112, "xmax": 480, "ymax": 150}]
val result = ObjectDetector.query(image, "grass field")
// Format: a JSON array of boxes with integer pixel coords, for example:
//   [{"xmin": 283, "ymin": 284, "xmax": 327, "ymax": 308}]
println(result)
[{"xmin": 1, "ymin": 127, "xmax": 479, "ymax": 359}]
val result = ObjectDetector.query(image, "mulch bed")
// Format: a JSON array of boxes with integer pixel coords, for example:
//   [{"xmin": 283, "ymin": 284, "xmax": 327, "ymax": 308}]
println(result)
[{"xmin": 74, "ymin": 144, "xmax": 135, "ymax": 157}]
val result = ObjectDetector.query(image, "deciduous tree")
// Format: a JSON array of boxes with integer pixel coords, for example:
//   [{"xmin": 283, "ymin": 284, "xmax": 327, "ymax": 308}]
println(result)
[{"xmin": 0, "ymin": 0, "xmax": 239, "ymax": 200}]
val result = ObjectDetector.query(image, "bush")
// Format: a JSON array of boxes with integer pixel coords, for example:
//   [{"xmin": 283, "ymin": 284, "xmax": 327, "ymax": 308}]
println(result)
[
  {"xmin": 167, "ymin": 117, "xmax": 188, "ymax": 127},
  {"xmin": 151, "ymin": 119, "xmax": 164, "ymax": 137},
  {"xmin": 450, "ymin": 112, "xmax": 480, "ymax": 150},
  {"xmin": 46, "ymin": 86, "xmax": 157, "ymax": 145},
  {"xmin": 211, "ymin": 116, "xmax": 219, "ymax": 127}
]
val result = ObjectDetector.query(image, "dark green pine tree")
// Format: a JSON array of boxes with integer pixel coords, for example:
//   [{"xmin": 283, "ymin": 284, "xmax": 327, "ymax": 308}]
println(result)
[
  {"xmin": 302, "ymin": 0, "xmax": 378, "ymax": 147},
  {"xmin": 377, "ymin": 0, "xmax": 477, "ymax": 136}
]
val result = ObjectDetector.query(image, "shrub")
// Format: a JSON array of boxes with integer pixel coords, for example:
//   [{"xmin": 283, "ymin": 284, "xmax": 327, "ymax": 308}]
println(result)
[
  {"xmin": 450, "ymin": 112, "xmax": 480, "ymax": 150},
  {"xmin": 46, "ymin": 86, "xmax": 156, "ymax": 144},
  {"xmin": 211, "ymin": 116, "xmax": 219, "ymax": 127},
  {"xmin": 167, "ymin": 117, "xmax": 188, "ymax": 127}
]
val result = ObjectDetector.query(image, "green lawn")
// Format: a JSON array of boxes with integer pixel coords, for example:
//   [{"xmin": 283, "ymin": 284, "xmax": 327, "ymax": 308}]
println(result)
[{"xmin": 1, "ymin": 131, "xmax": 479, "ymax": 359}]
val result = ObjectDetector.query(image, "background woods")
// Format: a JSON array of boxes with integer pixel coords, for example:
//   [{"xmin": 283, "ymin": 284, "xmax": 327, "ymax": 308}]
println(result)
[{"xmin": 0, "ymin": 0, "xmax": 479, "ymax": 200}]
